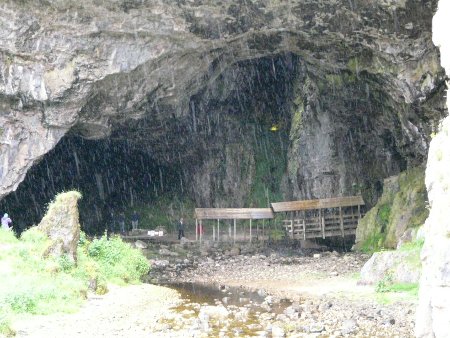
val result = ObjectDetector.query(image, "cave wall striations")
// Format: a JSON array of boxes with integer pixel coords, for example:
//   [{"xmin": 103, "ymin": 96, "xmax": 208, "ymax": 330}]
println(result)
[{"xmin": 0, "ymin": 0, "xmax": 446, "ymax": 207}]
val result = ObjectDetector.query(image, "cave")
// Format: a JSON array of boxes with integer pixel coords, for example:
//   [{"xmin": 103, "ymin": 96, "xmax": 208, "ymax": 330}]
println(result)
[
  {"xmin": 2, "ymin": 1, "xmax": 450, "ymax": 335},
  {"xmin": 1, "ymin": 48, "xmax": 445, "ymax": 234},
  {"xmin": 0, "ymin": 0, "xmax": 447, "ymax": 237}
]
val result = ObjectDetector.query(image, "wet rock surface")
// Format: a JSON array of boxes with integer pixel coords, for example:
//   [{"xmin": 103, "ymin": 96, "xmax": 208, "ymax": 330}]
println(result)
[{"xmin": 144, "ymin": 241, "xmax": 416, "ymax": 337}]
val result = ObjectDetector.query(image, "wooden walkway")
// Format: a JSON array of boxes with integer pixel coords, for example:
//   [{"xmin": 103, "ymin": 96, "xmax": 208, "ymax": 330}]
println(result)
[
  {"xmin": 194, "ymin": 196, "xmax": 365, "ymax": 242},
  {"xmin": 274, "ymin": 196, "xmax": 365, "ymax": 240},
  {"xmin": 281, "ymin": 212, "xmax": 361, "ymax": 239}
]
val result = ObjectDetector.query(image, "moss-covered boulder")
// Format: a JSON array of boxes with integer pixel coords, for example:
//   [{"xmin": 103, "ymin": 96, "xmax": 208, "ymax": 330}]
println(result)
[
  {"xmin": 354, "ymin": 167, "xmax": 428, "ymax": 252},
  {"xmin": 36, "ymin": 191, "xmax": 82, "ymax": 263}
]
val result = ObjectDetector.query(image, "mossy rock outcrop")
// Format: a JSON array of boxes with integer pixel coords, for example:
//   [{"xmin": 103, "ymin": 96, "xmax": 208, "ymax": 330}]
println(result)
[
  {"xmin": 36, "ymin": 191, "xmax": 82, "ymax": 263},
  {"xmin": 354, "ymin": 167, "xmax": 428, "ymax": 252}
]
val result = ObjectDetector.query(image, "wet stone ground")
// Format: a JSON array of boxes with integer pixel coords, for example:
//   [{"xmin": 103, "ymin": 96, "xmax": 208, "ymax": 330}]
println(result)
[{"xmin": 141, "ymin": 239, "xmax": 416, "ymax": 337}]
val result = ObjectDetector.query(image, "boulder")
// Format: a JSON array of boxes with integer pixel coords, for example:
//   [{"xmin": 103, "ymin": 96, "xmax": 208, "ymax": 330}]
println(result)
[
  {"xmin": 198, "ymin": 305, "xmax": 229, "ymax": 323},
  {"xmin": 359, "ymin": 250, "xmax": 421, "ymax": 285},
  {"xmin": 229, "ymin": 246, "xmax": 241, "ymax": 256},
  {"xmin": 135, "ymin": 240, "xmax": 148, "ymax": 249},
  {"xmin": 36, "ymin": 191, "xmax": 82, "ymax": 263}
]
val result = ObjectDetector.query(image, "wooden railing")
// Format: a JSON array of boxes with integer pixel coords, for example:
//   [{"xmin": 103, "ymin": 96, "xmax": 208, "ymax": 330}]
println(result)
[{"xmin": 282, "ymin": 212, "xmax": 363, "ymax": 239}]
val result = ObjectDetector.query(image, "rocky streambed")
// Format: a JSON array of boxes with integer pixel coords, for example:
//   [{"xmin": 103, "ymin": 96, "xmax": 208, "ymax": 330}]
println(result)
[{"xmin": 142, "ymin": 239, "xmax": 416, "ymax": 337}]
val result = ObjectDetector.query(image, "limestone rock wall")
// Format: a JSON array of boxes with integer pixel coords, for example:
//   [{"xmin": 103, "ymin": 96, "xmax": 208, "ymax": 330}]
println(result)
[
  {"xmin": 0, "ymin": 0, "xmax": 446, "ymax": 207},
  {"xmin": 415, "ymin": 1, "xmax": 450, "ymax": 334}
]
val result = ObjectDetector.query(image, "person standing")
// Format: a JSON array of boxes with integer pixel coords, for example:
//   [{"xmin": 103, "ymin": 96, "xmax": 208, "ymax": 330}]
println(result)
[
  {"xmin": 131, "ymin": 211, "xmax": 140, "ymax": 231},
  {"xmin": 1, "ymin": 213, "xmax": 12, "ymax": 230},
  {"xmin": 177, "ymin": 217, "xmax": 185, "ymax": 240},
  {"xmin": 118, "ymin": 212, "xmax": 126, "ymax": 235}
]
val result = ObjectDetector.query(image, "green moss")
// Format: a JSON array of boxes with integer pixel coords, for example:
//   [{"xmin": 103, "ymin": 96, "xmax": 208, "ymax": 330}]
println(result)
[
  {"xmin": 360, "ymin": 232, "xmax": 387, "ymax": 253},
  {"xmin": 247, "ymin": 129, "xmax": 286, "ymax": 207},
  {"xmin": 347, "ymin": 57, "xmax": 360, "ymax": 73},
  {"xmin": 355, "ymin": 167, "xmax": 428, "ymax": 252},
  {"xmin": 290, "ymin": 106, "xmax": 303, "ymax": 141},
  {"xmin": 325, "ymin": 74, "xmax": 344, "ymax": 88},
  {"xmin": 398, "ymin": 238, "xmax": 424, "ymax": 251},
  {"xmin": 377, "ymin": 204, "xmax": 391, "ymax": 228}
]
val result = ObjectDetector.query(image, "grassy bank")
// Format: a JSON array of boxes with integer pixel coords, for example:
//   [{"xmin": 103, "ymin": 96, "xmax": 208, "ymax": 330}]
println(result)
[{"xmin": 0, "ymin": 229, "xmax": 149, "ymax": 336}]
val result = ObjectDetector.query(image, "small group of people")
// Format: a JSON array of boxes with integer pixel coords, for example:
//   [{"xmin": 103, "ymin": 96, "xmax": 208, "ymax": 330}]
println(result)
[
  {"xmin": 1, "ymin": 213, "xmax": 12, "ymax": 230},
  {"xmin": 111, "ymin": 211, "xmax": 140, "ymax": 235}
]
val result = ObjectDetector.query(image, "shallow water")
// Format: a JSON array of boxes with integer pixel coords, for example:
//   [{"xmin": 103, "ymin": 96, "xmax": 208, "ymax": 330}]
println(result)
[
  {"xmin": 159, "ymin": 282, "xmax": 293, "ymax": 336},
  {"xmin": 165, "ymin": 282, "xmax": 291, "ymax": 312}
]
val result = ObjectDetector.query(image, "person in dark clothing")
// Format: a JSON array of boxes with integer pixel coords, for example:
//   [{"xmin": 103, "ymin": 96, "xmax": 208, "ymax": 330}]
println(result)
[
  {"xmin": 177, "ymin": 217, "xmax": 185, "ymax": 240},
  {"xmin": 131, "ymin": 211, "xmax": 140, "ymax": 230},
  {"xmin": 118, "ymin": 212, "xmax": 126, "ymax": 234}
]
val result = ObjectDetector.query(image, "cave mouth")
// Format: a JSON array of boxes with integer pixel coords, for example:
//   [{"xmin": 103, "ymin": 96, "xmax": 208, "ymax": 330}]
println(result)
[
  {"xmin": 0, "ymin": 53, "xmax": 299, "ymax": 234},
  {"xmin": 0, "ymin": 49, "xmax": 441, "ymax": 235}
]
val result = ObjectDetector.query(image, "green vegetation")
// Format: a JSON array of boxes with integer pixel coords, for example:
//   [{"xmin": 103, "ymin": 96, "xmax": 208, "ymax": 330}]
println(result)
[
  {"xmin": 375, "ymin": 270, "xmax": 394, "ymax": 293},
  {"xmin": 247, "ymin": 130, "xmax": 286, "ymax": 208},
  {"xmin": 360, "ymin": 232, "xmax": 386, "ymax": 253},
  {"xmin": 372, "ymin": 238, "xmax": 423, "ymax": 299},
  {"xmin": 355, "ymin": 167, "xmax": 428, "ymax": 252},
  {"xmin": 0, "ymin": 228, "xmax": 149, "ymax": 336},
  {"xmin": 376, "ymin": 272, "xmax": 419, "ymax": 296}
]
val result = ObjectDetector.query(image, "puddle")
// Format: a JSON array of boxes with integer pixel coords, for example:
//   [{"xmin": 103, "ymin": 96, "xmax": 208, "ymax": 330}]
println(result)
[
  {"xmin": 164, "ymin": 282, "xmax": 291, "ymax": 312},
  {"xmin": 156, "ymin": 282, "xmax": 293, "ymax": 337}
]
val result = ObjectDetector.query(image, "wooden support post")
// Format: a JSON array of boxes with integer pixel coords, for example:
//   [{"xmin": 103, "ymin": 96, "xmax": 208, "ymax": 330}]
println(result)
[
  {"xmin": 217, "ymin": 219, "xmax": 220, "ymax": 242},
  {"xmin": 262, "ymin": 219, "xmax": 265, "ymax": 239},
  {"xmin": 303, "ymin": 219, "xmax": 306, "ymax": 240},
  {"xmin": 257, "ymin": 221, "xmax": 259, "ymax": 241},
  {"xmin": 229, "ymin": 222, "xmax": 232, "ymax": 241},
  {"xmin": 318, "ymin": 208, "xmax": 322, "ymax": 237},
  {"xmin": 339, "ymin": 206, "xmax": 344, "ymax": 237},
  {"xmin": 358, "ymin": 204, "xmax": 361, "ymax": 220},
  {"xmin": 321, "ymin": 215, "xmax": 325, "ymax": 239},
  {"xmin": 249, "ymin": 219, "xmax": 252, "ymax": 243},
  {"xmin": 200, "ymin": 220, "xmax": 203, "ymax": 243},
  {"xmin": 291, "ymin": 211, "xmax": 294, "ymax": 239},
  {"xmin": 195, "ymin": 218, "xmax": 198, "ymax": 241},
  {"xmin": 233, "ymin": 219, "xmax": 236, "ymax": 244},
  {"xmin": 213, "ymin": 223, "xmax": 216, "ymax": 241}
]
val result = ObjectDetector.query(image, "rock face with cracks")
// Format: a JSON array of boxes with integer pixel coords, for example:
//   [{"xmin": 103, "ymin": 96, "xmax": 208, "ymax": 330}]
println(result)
[
  {"xmin": 0, "ymin": 0, "xmax": 447, "ymax": 208},
  {"xmin": 415, "ymin": 1, "xmax": 450, "ymax": 335}
]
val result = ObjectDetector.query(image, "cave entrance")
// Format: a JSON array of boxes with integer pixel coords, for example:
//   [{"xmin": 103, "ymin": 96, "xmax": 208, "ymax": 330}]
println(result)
[
  {"xmin": 1, "ymin": 48, "xmax": 442, "ymax": 236},
  {"xmin": 0, "ymin": 136, "xmax": 190, "ymax": 234},
  {"xmin": 0, "ymin": 54, "xmax": 299, "ymax": 235}
]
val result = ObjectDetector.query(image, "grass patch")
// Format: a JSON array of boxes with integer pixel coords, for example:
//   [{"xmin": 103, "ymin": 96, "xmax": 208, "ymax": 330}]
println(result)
[
  {"xmin": 0, "ymin": 228, "xmax": 150, "ymax": 336},
  {"xmin": 375, "ymin": 270, "xmax": 419, "ymax": 297},
  {"xmin": 398, "ymin": 238, "xmax": 424, "ymax": 252},
  {"xmin": 387, "ymin": 282, "xmax": 419, "ymax": 295}
]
